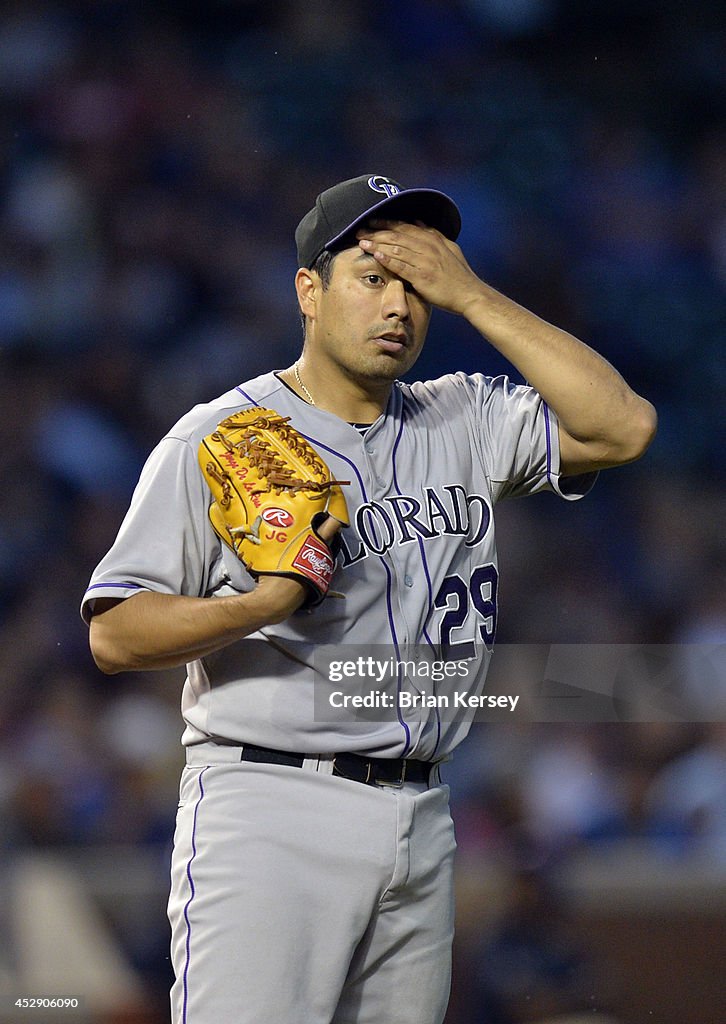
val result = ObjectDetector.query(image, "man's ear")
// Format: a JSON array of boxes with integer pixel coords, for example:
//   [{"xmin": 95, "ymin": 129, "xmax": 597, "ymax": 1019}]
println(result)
[{"xmin": 295, "ymin": 268, "xmax": 317, "ymax": 321}]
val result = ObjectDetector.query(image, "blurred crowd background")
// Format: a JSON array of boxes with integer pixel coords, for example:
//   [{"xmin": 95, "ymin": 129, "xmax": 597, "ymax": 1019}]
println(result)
[{"xmin": 0, "ymin": 1, "xmax": 724, "ymax": 1022}]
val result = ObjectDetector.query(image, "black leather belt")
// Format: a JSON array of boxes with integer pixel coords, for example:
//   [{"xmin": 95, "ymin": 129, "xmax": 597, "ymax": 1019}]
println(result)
[{"xmin": 239, "ymin": 743, "xmax": 434, "ymax": 787}]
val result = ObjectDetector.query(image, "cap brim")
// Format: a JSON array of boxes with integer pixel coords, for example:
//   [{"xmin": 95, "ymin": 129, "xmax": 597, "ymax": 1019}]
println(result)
[{"xmin": 325, "ymin": 188, "xmax": 461, "ymax": 252}]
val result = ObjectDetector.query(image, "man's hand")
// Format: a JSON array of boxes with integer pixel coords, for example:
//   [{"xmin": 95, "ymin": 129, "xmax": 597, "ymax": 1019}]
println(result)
[
  {"xmin": 89, "ymin": 514, "xmax": 345, "ymax": 674},
  {"xmin": 356, "ymin": 220, "xmax": 484, "ymax": 318},
  {"xmin": 254, "ymin": 513, "xmax": 343, "ymax": 622},
  {"xmin": 359, "ymin": 220, "xmax": 655, "ymax": 474}
]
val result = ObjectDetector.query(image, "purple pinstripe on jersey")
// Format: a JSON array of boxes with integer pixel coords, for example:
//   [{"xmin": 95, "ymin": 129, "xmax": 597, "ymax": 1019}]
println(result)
[
  {"xmin": 182, "ymin": 767, "xmax": 208, "ymax": 1024},
  {"xmin": 391, "ymin": 398, "xmax": 437, "ymax": 642},
  {"xmin": 85, "ymin": 581, "xmax": 143, "ymax": 594},
  {"xmin": 303, "ymin": 428, "xmax": 413, "ymax": 755},
  {"xmin": 235, "ymin": 386, "xmax": 257, "ymax": 404},
  {"xmin": 543, "ymin": 402, "xmax": 554, "ymax": 484},
  {"xmin": 391, "ymin": 399, "xmax": 443, "ymax": 755},
  {"xmin": 231, "ymin": 382, "xmax": 417, "ymax": 753}
]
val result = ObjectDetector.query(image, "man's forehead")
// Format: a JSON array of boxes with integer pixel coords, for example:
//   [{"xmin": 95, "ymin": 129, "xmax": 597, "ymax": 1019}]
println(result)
[
  {"xmin": 351, "ymin": 250, "xmax": 379, "ymax": 264},
  {"xmin": 328, "ymin": 246, "xmax": 376, "ymax": 267},
  {"xmin": 334, "ymin": 218, "xmax": 411, "ymax": 255},
  {"xmin": 336, "ymin": 248, "xmax": 392, "ymax": 275}
]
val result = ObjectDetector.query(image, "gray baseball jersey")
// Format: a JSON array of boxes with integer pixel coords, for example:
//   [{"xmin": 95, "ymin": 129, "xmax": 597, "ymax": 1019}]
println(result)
[{"xmin": 82, "ymin": 369, "xmax": 594, "ymax": 761}]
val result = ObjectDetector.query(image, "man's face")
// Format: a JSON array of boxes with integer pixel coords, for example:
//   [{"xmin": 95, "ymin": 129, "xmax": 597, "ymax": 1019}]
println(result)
[{"xmin": 304, "ymin": 245, "xmax": 432, "ymax": 387}]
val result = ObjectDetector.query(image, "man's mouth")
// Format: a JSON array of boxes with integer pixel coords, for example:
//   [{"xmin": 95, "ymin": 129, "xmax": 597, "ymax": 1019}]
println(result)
[{"xmin": 371, "ymin": 331, "xmax": 409, "ymax": 354}]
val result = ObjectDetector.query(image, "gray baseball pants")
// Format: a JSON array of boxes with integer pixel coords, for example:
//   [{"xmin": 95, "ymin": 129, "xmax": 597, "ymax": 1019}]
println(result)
[{"xmin": 168, "ymin": 749, "xmax": 457, "ymax": 1024}]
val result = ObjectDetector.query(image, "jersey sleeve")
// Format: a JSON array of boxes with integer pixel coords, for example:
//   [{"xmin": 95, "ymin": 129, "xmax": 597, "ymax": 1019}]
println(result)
[
  {"xmin": 80, "ymin": 433, "xmax": 252, "ymax": 624},
  {"xmin": 460, "ymin": 372, "xmax": 597, "ymax": 502}
]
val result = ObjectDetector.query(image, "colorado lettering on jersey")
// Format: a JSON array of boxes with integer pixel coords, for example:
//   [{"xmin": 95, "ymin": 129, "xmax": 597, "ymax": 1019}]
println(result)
[{"xmin": 338, "ymin": 485, "xmax": 491, "ymax": 565}]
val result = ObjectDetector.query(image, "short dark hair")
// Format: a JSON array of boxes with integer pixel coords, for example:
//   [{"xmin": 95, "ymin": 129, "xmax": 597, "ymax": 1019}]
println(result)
[
  {"xmin": 299, "ymin": 249, "xmax": 338, "ymax": 335},
  {"xmin": 310, "ymin": 248, "xmax": 337, "ymax": 287}
]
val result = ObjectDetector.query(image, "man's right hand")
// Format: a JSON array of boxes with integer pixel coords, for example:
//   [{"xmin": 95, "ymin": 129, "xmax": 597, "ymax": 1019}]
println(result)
[{"xmin": 89, "ymin": 515, "xmax": 343, "ymax": 674}]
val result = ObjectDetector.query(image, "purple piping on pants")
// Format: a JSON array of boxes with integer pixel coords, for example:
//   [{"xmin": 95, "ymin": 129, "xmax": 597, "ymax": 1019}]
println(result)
[{"xmin": 182, "ymin": 767, "xmax": 208, "ymax": 1024}]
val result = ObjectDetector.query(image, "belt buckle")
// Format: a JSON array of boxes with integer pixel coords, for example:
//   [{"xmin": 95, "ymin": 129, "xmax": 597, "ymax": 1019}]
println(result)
[
  {"xmin": 374, "ymin": 760, "xmax": 407, "ymax": 788},
  {"xmin": 332, "ymin": 753, "xmax": 372, "ymax": 785}
]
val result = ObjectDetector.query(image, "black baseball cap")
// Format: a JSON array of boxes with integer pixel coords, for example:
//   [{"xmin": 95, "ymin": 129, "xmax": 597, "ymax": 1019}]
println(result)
[{"xmin": 295, "ymin": 173, "xmax": 462, "ymax": 268}]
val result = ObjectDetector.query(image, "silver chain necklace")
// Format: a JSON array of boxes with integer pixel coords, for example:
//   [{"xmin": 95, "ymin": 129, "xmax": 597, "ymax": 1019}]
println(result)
[{"xmin": 294, "ymin": 362, "xmax": 315, "ymax": 406}]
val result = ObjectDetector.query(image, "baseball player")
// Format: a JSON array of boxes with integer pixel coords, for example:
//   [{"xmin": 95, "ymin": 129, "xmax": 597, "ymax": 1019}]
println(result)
[{"xmin": 82, "ymin": 173, "xmax": 656, "ymax": 1024}]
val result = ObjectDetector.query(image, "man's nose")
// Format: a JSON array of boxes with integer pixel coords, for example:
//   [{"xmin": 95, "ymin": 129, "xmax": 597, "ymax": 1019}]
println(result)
[{"xmin": 381, "ymin": 278, "xmax": 409, "ymax": 319}]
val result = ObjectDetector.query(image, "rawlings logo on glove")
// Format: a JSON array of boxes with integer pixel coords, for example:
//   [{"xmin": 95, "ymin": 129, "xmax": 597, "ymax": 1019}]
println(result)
[
  {"xmin": 198, "ymin": 407, "xmax": 349, "ymax": 607},
  {"xmin": 292, "ymin": 536, "xmax": 335, "ymax": 589}
]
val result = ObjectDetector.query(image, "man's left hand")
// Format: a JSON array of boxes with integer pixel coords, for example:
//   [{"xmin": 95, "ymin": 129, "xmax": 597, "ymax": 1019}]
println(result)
[{"xmin": 356, "ymin": 220, "xmax": 483, "ymax": 318}]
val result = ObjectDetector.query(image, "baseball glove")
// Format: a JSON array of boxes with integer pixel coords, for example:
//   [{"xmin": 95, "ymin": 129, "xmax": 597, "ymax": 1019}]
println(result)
[{"xmin": 198, "ymin": 407, "xmax": 349, "ymax": 607}]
